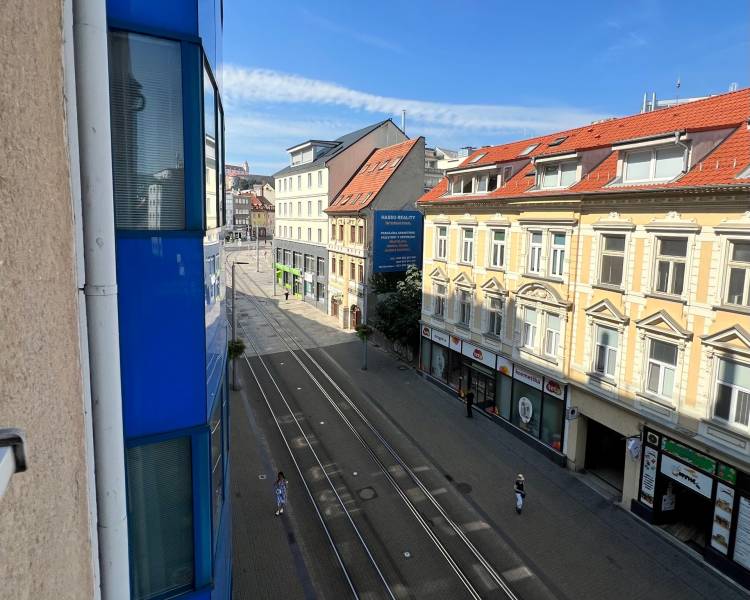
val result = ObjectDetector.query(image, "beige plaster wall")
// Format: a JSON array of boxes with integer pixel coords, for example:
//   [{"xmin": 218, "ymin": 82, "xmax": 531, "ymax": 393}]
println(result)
[{"xmin": 0, "ymin": 2, "xmax": 95, "ymax": 599}]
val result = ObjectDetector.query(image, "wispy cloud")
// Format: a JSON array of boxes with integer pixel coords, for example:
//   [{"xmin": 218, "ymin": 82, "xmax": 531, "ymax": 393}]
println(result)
[
  {"xmin": 299, "ymin": 9, "xmax": 404, "ymax": 54},
  {"xmin": 224, "ymin": 66, "xmax": 608, "ymax": 134},
  {"xmin": 602, "ymin": 31, "xmax": 648, "ymax": 60}
]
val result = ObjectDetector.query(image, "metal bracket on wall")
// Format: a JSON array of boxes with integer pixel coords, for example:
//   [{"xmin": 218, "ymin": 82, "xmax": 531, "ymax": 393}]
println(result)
[{"xmin": 0, "ymin": 428, "xmax": 27, "ymax": 498}]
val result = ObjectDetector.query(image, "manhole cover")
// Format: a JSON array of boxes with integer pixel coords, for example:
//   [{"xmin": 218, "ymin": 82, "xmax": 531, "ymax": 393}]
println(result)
[
  {"xmin": 358, "ymin": 487, "xmax": 377, "ymax": 501},
  {"xmin": 455, "ymin": 482, "xmax": 472, "ymax": 494}
]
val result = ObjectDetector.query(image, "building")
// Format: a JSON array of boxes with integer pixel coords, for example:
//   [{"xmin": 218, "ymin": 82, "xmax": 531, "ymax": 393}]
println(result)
[
  {"xmin": 418, "ymin": 89, "xmax": 750, "ymax": 588},
  {"xmin": 425, "ymin": 146, "xmax": 458, "ymax": 191},
  {"xmin": 273, "ymin": 120, "xmax": 406, "ymax": 309},
  {"xmin": 326, "ymin": 138, "xmax": 425, "ymax": 328},
  {"xmin": 1, "ymin": 1, "xmax": 232, "ymax": 598},
  {"xmin": 237, "ymin": 190, "xmax": 275, "ymax": 238}
]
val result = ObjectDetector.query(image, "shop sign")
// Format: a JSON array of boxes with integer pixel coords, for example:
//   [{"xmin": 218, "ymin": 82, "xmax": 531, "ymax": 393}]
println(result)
[
  {"xmin": 304, "ymin": 272, "xmax": 313, "ymax": 282},
  {"xmin": 518, "ymin": 397, "xmax": 533, "ymax": 424},
  {"xmin": 513, "ymin": 365, "xmax": 543, "ymax": 390},
  {"xmin": 462, "ymin": 342, "xmax": 496, "ymax": 368},
  {"xmin": 431, "ymin": 329, "xmax": 450, "ymax": 347},
  {"xmin": 661, "ymin": 438, "xmax": 716, "ymax": 475},
  {"xmin": 734, "ymin": 497, "xmax": 750, "ymax": 570},
  {"xmin": 449, "ymin": 335, "xmax": 462, "ymax": 352},
  {"xmin": 544, "ymin": 377, "xmax": 565, "ymax": 399},
  {"xmin": 497, "ymin": 356, "xmax": 512, "ymax": 376},
  {"xmin": 422, "ymin": 325, "xmax": 431, "ymax": 339},
  {"xmin": 711, "ymin": 482, "xmax": 735, "ymax": 556},
  {"xmin": 660, "ymin": 454, "xmax": 713, "ymax": 498},
  {"xmin": 640, "ymin": 446, "xmax": 658, "ymax": 508},
  {"xmin": 718, "ymin": 463, "xmax": 738, "ymax": 485},
  {"xmin": 645, "ymin": 431, "xmax": 660, "ymax": 446}
]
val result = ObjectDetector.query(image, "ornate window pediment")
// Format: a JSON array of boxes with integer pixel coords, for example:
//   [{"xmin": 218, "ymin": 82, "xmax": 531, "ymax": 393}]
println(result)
[
  {"xmin": 585, "ymin": 298, "xmax": 628, "ymax": 325},
  {"xmin": 701, "ymin": 325, "xmax": 750, "ymax": 359},
  {"xmin": 635, "ymin": 309, "xmax": 691, "ymax": 340},
  {"xmin": 429, "ymin": 267, "xmax": 448, "ymax": 283},
  {"xmin": 480, "ymin": 277, "xmax": 507, "ymax": 296},
  {"xmin": 515, "ymin": 282, "xmax": 569, "ymax": 308},
  {"xmin": 453, "ymin": 271, "xmax": 475, "ymax": 289},
  {"xmin": 644, "ymin": 211, "xmax": 701, "ymax": 233}
]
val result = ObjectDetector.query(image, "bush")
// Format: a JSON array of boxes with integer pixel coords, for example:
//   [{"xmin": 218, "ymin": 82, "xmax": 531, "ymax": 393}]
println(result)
[{"xmin": 228, "ymin": 339, "xmax": 246, "ymax": 360}]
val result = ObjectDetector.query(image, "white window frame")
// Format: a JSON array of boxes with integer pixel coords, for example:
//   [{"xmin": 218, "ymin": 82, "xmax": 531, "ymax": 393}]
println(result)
[
  {"xmin": 460, "ymin": 228, "xmax": 474, "ymax": 264},
  {"xmin": 549, "ymin": 232, "xmax": 566, "ymax": 278},
  {"xmin": 436, "ymin": 226, "xmax": 448, "ymax": 260},
  {"xmin": 599, "ymin": 233, "xmax": 626, "ymax": 287},
  {"xmin": 489, "ymin": 229, "xmax": 506, "ymax": 269},
  {"xmin": 713, "ymin": 357, "xmax": 750, "ymax": 431},
  {"xmin": 433, "ymin": 283, "xmax": 447, "ymax": 317},
  {"xmin": 538, "ymin": 161, "xmax": 578, "ymax": 189},
  {"xmin": 645, "ymin": 338, "xmax": 678, "ymax": 401},
  {"xmin": 623, "ymin": 145, "xmax": 686, "ymax": 183},
  {"xmin": 652, "ymin": 236, "xmax": 688, "ymax": 297},
  {"xmin": 725, "ymin": 238, "xmax": 750, "ymax": 307},
  {"xmin": 593, "ymin": 324, "xmax": 618, "ymax": 379},
  {"xmin": 486, "ymin": 295, "xmax": 504, "ymax": 337},
  {"xmin": 543, "ymin": 313, "xmax": 561, "ymax": 358},
  {"xmin": 527, "ymin": 231, "xmax": 543, "ymax": 274},
  {"xmin": 458, "ymin": 289, "xmax": 472, "ymax": 326},
  {"xmin": 522, "ymin": 306, "xmax": 538, "ymax": 349}
]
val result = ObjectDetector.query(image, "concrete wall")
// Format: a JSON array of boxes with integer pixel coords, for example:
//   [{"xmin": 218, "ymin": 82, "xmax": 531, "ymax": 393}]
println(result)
[{"xmin": 0, "ymin": 2, "xmax": 95, "ymax": 598}]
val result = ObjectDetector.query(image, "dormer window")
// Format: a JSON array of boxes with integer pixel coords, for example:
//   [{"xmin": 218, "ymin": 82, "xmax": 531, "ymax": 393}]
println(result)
[
  {"xmin": 623, "ymin": 145, "xmax": 685, "ymax": 183},
  {"xmin": 539, "ymin": 161, "xmax": 578, "ymax": 189}
]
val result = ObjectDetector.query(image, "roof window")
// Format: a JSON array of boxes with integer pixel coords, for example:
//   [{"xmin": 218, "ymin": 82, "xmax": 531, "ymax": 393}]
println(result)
[
  {"xmin": 519, "ymin": 143, "xmax": 539, "ymax": 157},
  {"xmin": 539, "ymin": 161, "xmax": 578, "ymax": 189},
  {"xmin": 390, "ymin": 157, "xmax": 401, "ymax": 168},
  {"xmin": 378, "ymin": 160, "xmax": 389, "ymax": 170},
  {"xmin": 362, "ymin": 192, "xmax": 372, "ymax": 203},
  {"xmin": 623, "ymin": 146, "xmax": 685, "ymax": 183},
  {"xmin": 468, "ymin": 152, "xmax": 487, "ymax": 164},
  {"xmin": 548, "ymin": 136, "xmax": 567, "ymax": 147}
]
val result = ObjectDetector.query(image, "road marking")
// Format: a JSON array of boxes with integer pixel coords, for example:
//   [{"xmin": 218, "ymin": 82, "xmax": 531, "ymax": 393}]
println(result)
[
  {"xmin": 463, "ymin": 521, "xmax": 491, "ymax": 532},
  {"xmin": 502, "ymin": 566, "xmax": 533, "ymax": 582},
  {"xmin": 429, "ymin": 487, "xmax": 448, "ymax": 495}
]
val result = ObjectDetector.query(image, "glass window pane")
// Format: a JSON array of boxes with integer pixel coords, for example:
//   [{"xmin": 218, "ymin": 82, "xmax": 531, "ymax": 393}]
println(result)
[
  {"xmin": 662, "ymin": 367, "xmax": 675, "ymax": 398},
  {"xmin": 654, "ymin": 146, "xmax": 684, "ymax": 179},
  {"xmin": 531, "ymin": 232, "xmax": 542, "ymax": 244},
  {"xmin": 597, "ymin": 326, "xmax": 618, "ymax": 346},
  {"xmin": 477, "ymin": 175, "xmax": 488, "ymax": 192},
  {"xmin": 494, "ymin": 230, "xmax": 505, "ymax": 241},
  {"xmin": 606, "ymin": 348, "xmax": 617, "ymax": 376},
  {"xmin": 497, "ymin": 373, "xmax": 512, "ymax": 420},
  {"xmin": 546, "ymin": 314, "xmax": 560, "ymax": 332},
  {"xmin": 464, "ymin": 229, "xmax": 473, "ymax": 239},
  {"xmin": 625, "ymin": 150, "xmax": 651, "ymax": 181},
  {"xmin": 210, "ymin": 399, "xmax": 223, "ymax": 549},
  {"xmin": 604, "ymin": 235, "xmax": 626, "ymax": 252},
  {"xmin": 650, "ymin": 339, "xmax": 677, "ymax": 365},
  {"xmin": 715, "ymin": 384, "xmax": 732, "ymax": 420},
  {"xmin": 542, "ymin": 165, "xmax": 558, "ymax": 187},
  {"xmin": 560, "ymin": 162, "xmax": 577, "ymax": 186},
  {"xmin": 595, "ymin": 345, "xmax": 607, "ymax": 372},
  {"xmin": 655, "ymin": 260, "xmax": 670, "ymax": 292},
  {"xmin": 672, "ymin": 262, "xmax": 685, "ymax": 295},
  {"xmin": 525, "ymin": 307, "xmax": 537, "ymax": 325},
  {"xmin": 660, "ymin": 238, "xmax": 687, "ymax": 257},
  {"xmin": 511, "ymin": 381, "xmax": 542, "ymax": 438},
  {"xmin": 109, "ymin": 32, "xmax": 185, "ymax": 230},
  {"xmin": 601, "ymin": 255, "xmax": 624, "ymax": 285},
  {"xmin": 647, "ymin": 363, "xmax": 660, "ymax": 393},
  {"xmin": 736, "ymin": 390, "xmax": 750, "ymax": 426},
  {"xmin": 553, "ymin": 233, "xmax": 566, "ymax": 246},
  {"xmin": 733, "ymin": 242, "xmax": 750, "ymax": 263},
  {"xmin": 719, "ymin": 359, "xmax": 750, "ymax": 388},
  {"xmin": 127, "ymin": 437, "xmax": 194, "ymax": 599},
  {"xmin": 203, "ymin": 66, "xmax": 217, "ymax": 229},
  {"xmin": 540, "ymin": 394, "xmax": 564, "ymax": 449},
  {"xmin": 727, "ymin": 268, "xmax": 746, "ymax": 304}
]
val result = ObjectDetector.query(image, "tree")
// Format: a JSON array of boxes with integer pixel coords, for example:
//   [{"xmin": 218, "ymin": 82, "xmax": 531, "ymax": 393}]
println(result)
[
  {"xmin": 235, "ymin": 178, "xmax": 250, "ymax": 191},
  {"xmin": 371, "ymin": 265, "xmax": 422, "ymax": 350}
]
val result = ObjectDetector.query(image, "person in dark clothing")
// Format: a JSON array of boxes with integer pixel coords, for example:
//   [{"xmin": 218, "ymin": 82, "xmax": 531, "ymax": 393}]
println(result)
[
  {"xmin": 514, "ymin": 473, "xmax": 526, "ymax": 513},
  {"xmin": 284, "ymin": 290, "xmax": 289, "ymax": 301},
  {"xmin": 465, "ymin": 390, "xmax": 474, "ymax": 418}
]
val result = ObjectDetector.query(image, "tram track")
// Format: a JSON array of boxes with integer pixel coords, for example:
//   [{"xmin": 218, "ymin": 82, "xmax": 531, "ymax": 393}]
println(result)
[{"xmin": 230, "ymin": 260, "xmax": 522, "ymax": 600}]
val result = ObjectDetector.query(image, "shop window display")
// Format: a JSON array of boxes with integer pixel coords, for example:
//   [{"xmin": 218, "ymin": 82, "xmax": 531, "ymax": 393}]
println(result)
[
  {"xmin": 512, "ymin": 380, "xmax": 542, "ymax": 438},
  {"xmin": 431, "ymin": 345, "xmax": 449, "ymax": 383},
  {"xmin": 541, "ymin": 394, "xmax": 564, "ymax": 450}
]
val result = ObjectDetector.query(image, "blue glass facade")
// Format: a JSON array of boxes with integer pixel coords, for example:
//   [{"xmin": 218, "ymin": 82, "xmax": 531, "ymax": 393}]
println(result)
[{"xmin": 107, "ymin": 1, "xmax": 230, "ymax": 598}]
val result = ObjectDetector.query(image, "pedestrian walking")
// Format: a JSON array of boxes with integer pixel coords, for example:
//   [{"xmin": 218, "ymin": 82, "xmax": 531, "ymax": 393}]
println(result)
[
  {"xmin": 274, "ymin": 471, "xmax": 288, "ymax": 516},
  {"xmin": 284, "ymin": 290, "xmax": 289, "ymax": 301},
  {"xmin": 465, "ymin": 389, "xmax": 474, "ymax": 418},
  {"xmin": 514, "ymin": 473, "xmax": 526, "ymax": 514}
]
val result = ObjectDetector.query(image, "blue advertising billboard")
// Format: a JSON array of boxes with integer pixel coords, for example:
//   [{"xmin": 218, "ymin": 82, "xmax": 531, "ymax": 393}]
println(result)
[{"xmin": 372, "ymin": 210, "xmax": 423, "ymax": 273}]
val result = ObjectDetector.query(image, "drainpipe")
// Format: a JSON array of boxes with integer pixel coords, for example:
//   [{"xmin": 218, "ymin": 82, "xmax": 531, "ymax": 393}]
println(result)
[
  {"xmin": 674, "ymin": 130, "xmax": 690, "ymax": 173},
  {"xmin": 73, "ymin": 0, "xmax": 131, "ymax": 598}
]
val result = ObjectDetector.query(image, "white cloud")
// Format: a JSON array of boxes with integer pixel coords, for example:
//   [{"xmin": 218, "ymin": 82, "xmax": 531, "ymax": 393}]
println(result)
[
  {"xmin": 223, "ymin": 66, "xmax": 609, "ymax": 134},
  {"xmin": 299, "ymin": 9, "xmax": 404, "ymax": 54}
]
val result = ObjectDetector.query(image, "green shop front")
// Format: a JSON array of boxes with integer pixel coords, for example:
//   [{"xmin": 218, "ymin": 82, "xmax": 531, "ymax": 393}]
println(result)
[
  {"xmin": 274, "ymin": 263, "xmax": 301, "ymax": 295},
  {"xmin": 420, "ymin": 324, "xmax": 567, "ymax": 462},
  {"xmin": 632, "ymin": 427, "xmax": 750, "ymax": 588}
]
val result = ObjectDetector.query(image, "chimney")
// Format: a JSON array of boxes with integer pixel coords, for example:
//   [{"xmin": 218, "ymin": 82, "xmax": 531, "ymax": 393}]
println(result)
[{"xmin": 401, "ymin": 109, "xmax": 406, "ymax": 135}]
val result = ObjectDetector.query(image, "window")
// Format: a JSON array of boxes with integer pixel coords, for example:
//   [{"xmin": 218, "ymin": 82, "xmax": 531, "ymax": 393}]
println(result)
[
  {"xmin": 544, "ymin": 314, "xmax": 560, "ymax": 358},
  {"xmin": 436, "ymin": 226, "xmax": 448, "ymax": 260},
  {"xmin": 462, "ymin": 178, "xmax": 473, "ymax": 194},
  {"xmin": 654, "ymin": 237, "xmax": 687, "ymax": 295},
  {"xmin": 317, "ymin": 229, "xmax": 322, "ymax": 243},
  {"xmin": 297, "ymin": 227, "xmax": 301, "ymax": 239},
  {"xmin": 451, "ymin": 178, "xmax": 463, "ymax": 195},
  {"xmin": 624, "ymin": 146, "xmax": 684, "ymax": 182},
  {"xmin": 715, "ymin": 359, "xmax": 750, "ymax": 428},
  {"xmin": 727, "ymin": 240, "xmax": 750, "ymax": 306},
  {"xmin": 490, "ymin": 230, "xmax": 505, "ymax": 268},
  {"xmin": 307, "ymin": 173, "xmax": 312, "ymax": 188},
  {"xmin": 476, "ymin": 175, "xmax": 488, "ymax": 192},
  {"xmin": 469, "ymin": 152, "xmax": 487, "ymax": 164},
  {"xmin": 358, "ymin": 264, "xmax": 364, "ymax": 282},
  {"xmin": 350, "ymin": 262, "xmax": 355, "ymax": 280},
  {"xmin": 502, "ymin": 166, "xmax": 513, "ymax": 184},
  {"xmin": 528, "ymin": 232, "xmax": 543, "ymax": 273},
  {"xmin": 330, "ymin": 257, "xmax": 336, "ymax": 274},
  {"xmin": 458, "ymin": 290, "xmax": 472, "ymax": 326},
  {"xmin": 338, "ymin": 259, "xmax": 343, "ymax": 276},
  {"xmin": 307, "ymin": 200, "xmax": 312, "ymax": 216},
  {"xmin": 519, "ymin": 143, "xmax": 539, "ymax": 157},
  {"xmin": 307, "ymin": 228, "xmax": 312, "ymax": 241},
  {"xmin": 594, "ymin": 326, "xmax": 618, "ymax": 378},
  {"xmin": 110, "ymin": 32, "xmax": 185, "ymax": 230},
  {"xmin": 339, "ymin": 224, "xmax": 344, "ymax": 240},
  {"xmin": 357, "ymin": 225, "xmax": 364, "ymax": 244},
  {"xmin": 487, "ymin": 296, "xmax": 504, "ymax": 336},
  {"xmin": 350, "ymin": 225, "xmax": 355, "ymax": 242},
  {"xmin": 318, "ymin": 200, "xmax": 322, "ymax": 214},
  {"xmin": 331, "ymin": 224, "xmax": 336, "ymax": 240},
  {"xmin": 297, "ymin": 175, "xmax": 301, "ymax": 189},
  {"xmin": 550, "ymin": 233, "xmax": 565, "ymax": 277},
  {"xmin": 318, "ymin": 171, "xmax": 323, "ymax": 186},
  {"xmin": 210, "ymin": 399, "xmax": 223, "ymax": 549},
  {"xmin": 646, "ymin": 339, "xmax": 677, "ymax": 400},
  {"xmin": 317, "ymin": 257, "xmax": 325, "ymax": 276},
  {"xmin": 523, "ymin": 307, "xmax": 538, "ymax": 348},
  {"xmin": 297, "ymin": 201, "xmax": 301, "ymax": 215},
  {"xmin": 434, "ymin": 284, "xmax": 446, "ymax": 317},
  {"xmin": 600, "ymin": 234, "xmax": 625, "ymax": 286},
  {"xmin": 489, "ymin": 173, "xmax": 498, "ymax": 190},
  {"xmin": 539, "ymin": 162, "xmax": 577, "ymax": 189},
  {"xmin": 126, "ymin": 437, "xmax": 194, "ymax": 599},
  {"xmin": 461, "ymin": 228, "xmax": 474, "ymax": 263}
]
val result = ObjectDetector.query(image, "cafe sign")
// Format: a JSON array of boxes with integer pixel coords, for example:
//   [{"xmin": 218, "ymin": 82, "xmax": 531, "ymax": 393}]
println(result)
[
  {"xmin": 462, "ymin": 342, "xmax": 496, "ymax": 368},
  {"xmin": 422, "ymin": 325, "xmax": 431, "ymax": 338},
  {"xmin": 660, "ymin": 454, "xmax": 713, "ymax": 498},
  {"xmin": 661, "ymin": 438, "xmax": 716, "ymax": 475},
  {"xmin": 544, "ymin": 377, "xmax": 565, "ymax": 400}
]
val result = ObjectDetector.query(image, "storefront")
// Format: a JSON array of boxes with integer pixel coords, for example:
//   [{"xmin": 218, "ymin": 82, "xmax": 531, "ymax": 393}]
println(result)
[
  {"xmin": 633, "ymin": 428, "xmax": 750, "ymax": 588},
  {"xmin": 420, "ymin": 325, "xmax": 566, "ymax": 457}
]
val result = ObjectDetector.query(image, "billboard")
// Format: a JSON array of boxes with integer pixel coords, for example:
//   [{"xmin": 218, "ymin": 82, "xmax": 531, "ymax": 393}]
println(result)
[{"xmin": 372, "ymin": 210, "xmax": 423, "ymax": 273}]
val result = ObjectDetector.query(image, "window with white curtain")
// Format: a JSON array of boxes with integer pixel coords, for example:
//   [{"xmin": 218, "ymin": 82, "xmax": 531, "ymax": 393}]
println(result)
[
  {"xmin": 486, "ymin": 296, "xmax": 504, "ymax": 336},
  {"xmin": 433, "ymin": 283, "xmax": 446, "ymax": 317},
  {"xmin": 624, "ymin": 146, "xmax": 684, "ymax": 182},
  {"xmin": 714, "ymin": 358, "xmax": 750, "ymax": 429},
  {"xmin": 523, "ymin": 307, "xmax": 537, "ymax": 348},
  {"xmin": 544, "ymin": 314, "xmax": 561, "ymax": 357},
  {"xmin": 550, "ymin": 233, "xmax": 566, "ymax": 277},
  {"xmin": 539, "ymin": 162, "xmax": 578, "ymax": 189},
  {"xmin": 654, "ymin": 237, "xmax": 687, "ymax": 296},
  {"xmin": 436, "ymin": 226, "xmax": 448, "ymax": 259},
  {"xmin": 528, "ymin": 232, "xmax": 543, "ymax": 273},
  {"xmin": 461, "ymin": 228, "xmax": 474, "ymax": 263},
  {"xmin": 726, "ymin": 240, "xmax": 750, "ymax": 306},
  {"xmin": 594, "ymin": 326, "xmax": 618, "ymax": 378},
  {"xmin": 458, "ymin": 290, "xmax": 472, "ymax": 326},
  {"xmin": 646, "ymin": 339, "xmax": 678, "ymax": 400},
  {"xmin": 490, "ymin": 230, "xmax": 506, "ymax": 268}
]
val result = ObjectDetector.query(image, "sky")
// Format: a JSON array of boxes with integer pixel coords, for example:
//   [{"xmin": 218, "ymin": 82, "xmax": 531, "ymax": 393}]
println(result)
[{"xmin": 223, "ymin": 0, "xmax": 749, "ymax": 174}]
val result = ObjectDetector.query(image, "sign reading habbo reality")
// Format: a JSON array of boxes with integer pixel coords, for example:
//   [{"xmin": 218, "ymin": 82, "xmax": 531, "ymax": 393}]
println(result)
[{"xmin": 372, "ymin": 211, "xmax": 423, "ymax": 272}]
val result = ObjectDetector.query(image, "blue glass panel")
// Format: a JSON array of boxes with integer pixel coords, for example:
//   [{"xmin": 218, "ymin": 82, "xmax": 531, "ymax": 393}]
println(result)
[{"xmin": 107, "ymin": 0, "xmax": 198, "ymax": 36}]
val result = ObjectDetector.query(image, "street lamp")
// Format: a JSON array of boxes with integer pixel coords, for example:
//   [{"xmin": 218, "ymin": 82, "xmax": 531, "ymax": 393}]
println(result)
[{"xmin": 231, "ymin": 260, "xmax": 249, "ymax": 390}]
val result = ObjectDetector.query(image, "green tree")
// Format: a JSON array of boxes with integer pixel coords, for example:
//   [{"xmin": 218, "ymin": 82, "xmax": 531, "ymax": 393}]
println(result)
[{"xmin": 371, "ymin": 265, "xmax": 422, "ymax": 350}]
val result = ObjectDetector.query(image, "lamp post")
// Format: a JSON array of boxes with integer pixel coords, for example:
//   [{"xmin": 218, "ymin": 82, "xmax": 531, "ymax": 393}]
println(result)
[
  {"xmin": 361, "ymin": 281, "xmax": 368, "ymax": 371},
  {"xmin": 231, "ymin": 260, "xmax": 249, "ymax": 390},
  {"xmin": 255, "ymin": 224, "xmax": 260, "ymax": 272}
]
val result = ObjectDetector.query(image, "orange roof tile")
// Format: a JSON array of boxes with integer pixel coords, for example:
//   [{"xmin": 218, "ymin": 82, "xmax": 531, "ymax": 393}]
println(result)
[
  {"xmin": 419, "ymin": 89, "xmax": 750, "ymax": 205},
  {"xmin": 326, "ymin": 138, "xmax": 421, "ymax": 213}
]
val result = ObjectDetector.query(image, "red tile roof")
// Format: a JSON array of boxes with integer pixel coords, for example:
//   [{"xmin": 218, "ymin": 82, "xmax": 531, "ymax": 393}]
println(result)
[
  {"xmin": 326, "ymin": 138, "xmax": 422, "ymax": 214},
  {"xmin": 236, "ymin": 191, "xmax": 274, "ymax": 211},
  {"xmin": 419, "ymin": 88, "xmax": 750, "ymax": 205}
]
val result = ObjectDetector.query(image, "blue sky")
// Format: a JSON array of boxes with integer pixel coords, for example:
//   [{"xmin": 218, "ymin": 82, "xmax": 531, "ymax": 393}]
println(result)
[{"xmin": 223, "ymin": 0, "xmax": 749, "ymax": 174}]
